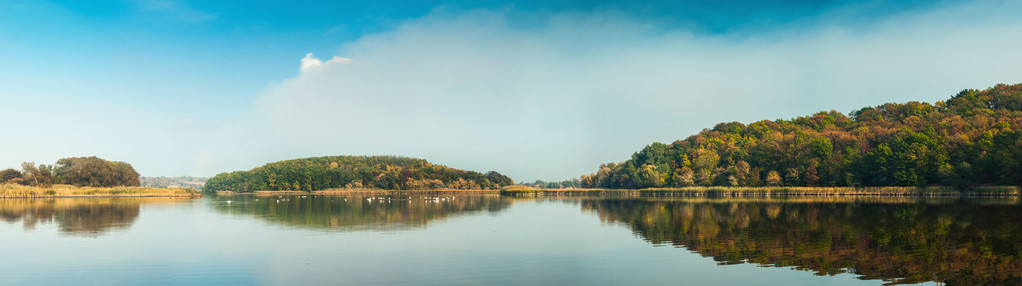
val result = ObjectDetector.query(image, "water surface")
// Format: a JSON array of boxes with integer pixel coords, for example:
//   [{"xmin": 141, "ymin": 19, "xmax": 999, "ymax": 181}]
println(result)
[{"xmin": 1, "ymin": 195, "xmax": 1019, "ymax": 285}]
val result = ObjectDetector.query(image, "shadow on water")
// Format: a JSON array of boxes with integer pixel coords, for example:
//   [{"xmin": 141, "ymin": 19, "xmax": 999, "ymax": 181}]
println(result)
[
  {"xmin": 0, "ymin": 198, "xmax": 184, "ymax": 237},
  {"xmin": 210, "ymin": 194, "xmax": 512, "ymax": 231},
  {"xmin": 573, "ymin": 196, "xmax": 1022, "ymax": 285}
]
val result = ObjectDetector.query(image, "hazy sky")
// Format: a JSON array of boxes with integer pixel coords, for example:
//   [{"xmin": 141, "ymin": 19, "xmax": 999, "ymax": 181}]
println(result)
[{"xmin": 1, "ymin": 0, "xmax": 1020, "ymax": 182}]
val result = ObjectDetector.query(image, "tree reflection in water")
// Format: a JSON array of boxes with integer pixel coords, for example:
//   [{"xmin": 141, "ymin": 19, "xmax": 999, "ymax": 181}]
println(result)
[
  {"xmin": 580, "ymin": 197, "xmax": 1022, "ymax": 285},
  {"xmin": 0, "ymin": 198, "xmax": 150, "ymax": 236},
  {"xmin": 211, "ymin": 194, "xmax": 511, "ymax": 231}
]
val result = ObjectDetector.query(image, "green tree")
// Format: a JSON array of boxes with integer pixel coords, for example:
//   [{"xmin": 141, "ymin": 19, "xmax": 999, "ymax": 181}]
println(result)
[{"xmin": 53, "ymin": 157, "xmax": 140, "ymax": 187}]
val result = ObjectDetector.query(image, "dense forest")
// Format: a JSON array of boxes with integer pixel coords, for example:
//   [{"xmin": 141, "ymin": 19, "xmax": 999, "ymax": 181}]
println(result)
[
  {"xmin": 581, "ymin": 84, "xmax": 1022, "ymax": 188},
  {"xmin": 0, "ymin": 156, "xmax": 140, "ymax": 187},
  {"xmin": 203, "ymin": 156, "xmax": 513, "ymax": 192}
]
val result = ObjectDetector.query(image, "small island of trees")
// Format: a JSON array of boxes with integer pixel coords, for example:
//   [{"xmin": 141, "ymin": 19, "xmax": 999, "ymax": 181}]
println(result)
[{"xmin": 204, "ymin": 155, "xmax": 513, "ymax": 193}]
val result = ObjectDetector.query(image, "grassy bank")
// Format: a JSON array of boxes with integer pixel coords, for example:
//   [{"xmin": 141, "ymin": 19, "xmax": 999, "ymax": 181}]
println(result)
[
  {"xmin": 500, "ymin": 186, "xmax": 1022, "ymax": 197},
  {"xmin": 0, "ymin": 184, "xmax": 201, "ymax": 198}
]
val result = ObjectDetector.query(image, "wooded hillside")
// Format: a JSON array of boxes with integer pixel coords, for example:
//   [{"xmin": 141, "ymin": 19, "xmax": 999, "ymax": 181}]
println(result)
[{"xmin": 581, "ymin": 84, "xmax": 1022, "ymax": 188}]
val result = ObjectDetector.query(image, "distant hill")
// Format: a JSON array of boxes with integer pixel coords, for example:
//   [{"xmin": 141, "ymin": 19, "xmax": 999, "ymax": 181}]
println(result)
[
  {"xmin": 204, "ymin": 156, "xmax": 513, "ymax": 192},
  {"xmin": 581, "ymin": 83, "xmax": 1022, "ymax": 188},
  {"xmin": 141, "ymin": 176, "xmax": 208, "ymax": 189}
]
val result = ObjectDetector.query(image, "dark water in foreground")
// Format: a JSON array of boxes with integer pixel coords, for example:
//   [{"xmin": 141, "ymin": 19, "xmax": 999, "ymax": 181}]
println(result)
[{"xmin": 1, "ymin": 195, "xmax": 1020, "ymax": 285}]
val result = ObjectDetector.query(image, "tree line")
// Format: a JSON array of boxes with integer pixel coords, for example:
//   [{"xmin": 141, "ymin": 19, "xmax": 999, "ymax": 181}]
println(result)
[
  {"xmin": 0, "ymin": 156, "xmax": 141, "ymax": 187},
  {"xmin": 521, "ymin": 179, "xmax": 582, "ymax": 189},
  {"xmin": 580, "ymin": 83, "xmax": 1022, "ymax": 188},
  {"xmin": 204, "ymin": 155, "xmax": 514, "ymax": 192}
]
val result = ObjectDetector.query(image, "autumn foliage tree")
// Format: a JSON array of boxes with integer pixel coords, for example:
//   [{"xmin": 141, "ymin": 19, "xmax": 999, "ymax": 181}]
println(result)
[{"xmin": 0, "ymin": 168, "xmax": 22, "ymax": 184}]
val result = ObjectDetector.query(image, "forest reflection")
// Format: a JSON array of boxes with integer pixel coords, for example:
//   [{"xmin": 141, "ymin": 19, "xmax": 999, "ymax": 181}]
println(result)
[
  {"xmin": 211, "ymin": 194, "xmax": 511, "ymax": 231},
  {"xmin": 579, "ymin": 197, "xmax": 1022, "ymax": 285},
  {"xmin": 0, "ymin": 198, "xmax": 160, "ymax": 236}
]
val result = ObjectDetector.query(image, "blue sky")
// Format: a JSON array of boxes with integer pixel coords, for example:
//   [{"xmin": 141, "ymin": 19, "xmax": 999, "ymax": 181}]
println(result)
[{"xmin": 1, "ymin": 0, "xmax": 1020, "ymax": 181}]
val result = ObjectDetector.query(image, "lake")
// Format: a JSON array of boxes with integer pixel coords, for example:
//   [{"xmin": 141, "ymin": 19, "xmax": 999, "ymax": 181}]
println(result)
[{"xmin": 1, "ymin": 195, "xmax": 1020, "ymax": 285}]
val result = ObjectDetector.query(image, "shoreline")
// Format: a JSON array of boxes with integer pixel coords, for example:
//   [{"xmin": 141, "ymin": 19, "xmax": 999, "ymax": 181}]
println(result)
[
  {"xmin": 0, "ymin": 195, "xmax": 203, "ymax": 198},
  {"xmin": 9, "ymin": 185, "xmax": 1013, "ymax": 198},
  {"xmin": 211, "ymin": 186, "xmax": 1022, "ymax": 197},
  {"xmin": 500, "ymin": 186, "xmax": 1022, "ymax": 197},
  {"xmin": 531, "ymin": 195, "xmax": 1020, "ymax": 204}
]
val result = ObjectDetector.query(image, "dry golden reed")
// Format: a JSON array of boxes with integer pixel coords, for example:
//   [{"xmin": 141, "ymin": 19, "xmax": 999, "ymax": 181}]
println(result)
[{"xmin": 0, "ymin": 184, "xmax": 201, "ymax": 198}]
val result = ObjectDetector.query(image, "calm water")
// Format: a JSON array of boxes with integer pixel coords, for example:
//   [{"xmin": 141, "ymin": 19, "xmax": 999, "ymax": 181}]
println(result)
[{"xmin": 1, "ymin": 195, "xmax": 1020, "ymax": 285}]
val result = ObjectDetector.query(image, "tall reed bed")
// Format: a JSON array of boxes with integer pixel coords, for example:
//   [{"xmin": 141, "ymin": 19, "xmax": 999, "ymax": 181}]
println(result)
[{"xmin": 0, "ymin": 184, "xmax": 201, "ymax": 198}]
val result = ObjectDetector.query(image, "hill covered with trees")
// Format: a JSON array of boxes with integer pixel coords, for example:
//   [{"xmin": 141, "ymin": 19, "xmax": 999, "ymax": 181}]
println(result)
[
  {"xmin": 581, "ymin": 84, "xmax": 1022, "ymax": 188},
  {"xmin": 1, "ymin": 156, "xmax": 140, "ymax": 187},
  {"xmin": 204, "ymin": 156, "xmax": 513, "ymax": 192}
]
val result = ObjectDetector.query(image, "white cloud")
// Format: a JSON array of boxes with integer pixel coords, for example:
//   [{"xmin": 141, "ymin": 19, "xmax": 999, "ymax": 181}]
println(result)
[
  {"xmin": 300, "ymin": 53, "xmax": 352, "ymax": 73},
  {"xmin": 195, "ymin": 1, "xmax": 1022, "ymax": 181}
]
